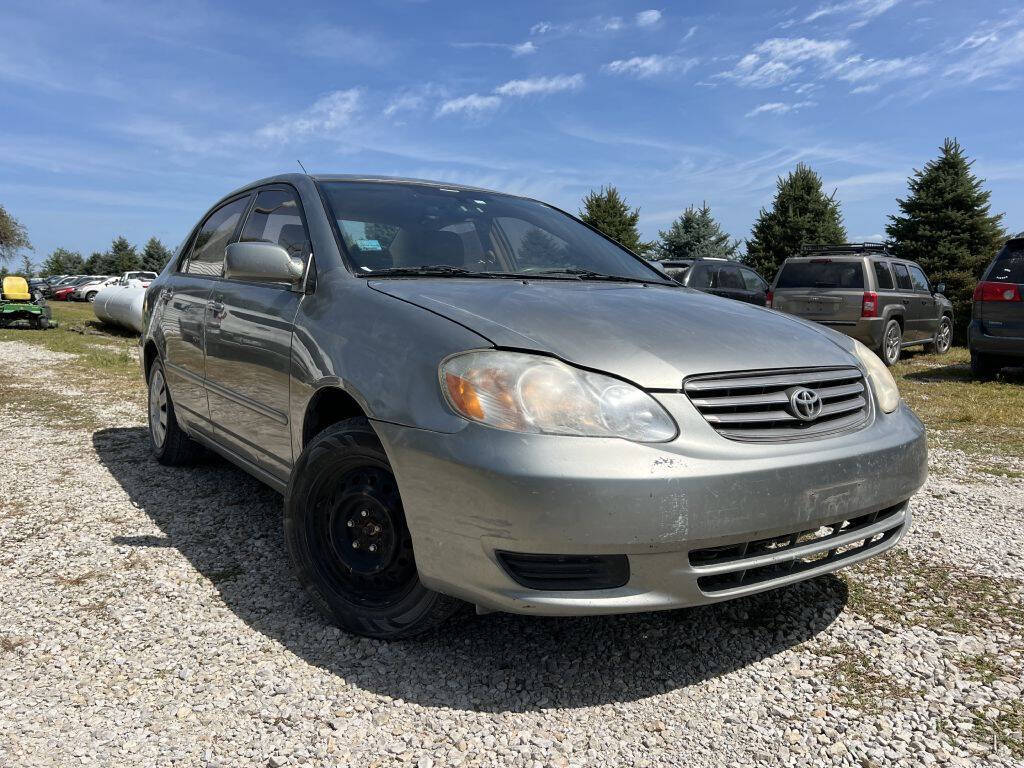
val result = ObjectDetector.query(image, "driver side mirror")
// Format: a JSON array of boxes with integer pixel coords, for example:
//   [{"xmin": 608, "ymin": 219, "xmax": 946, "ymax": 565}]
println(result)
[
  {"xmin": 935, "ymin": 282, "xmax": 946, "ymax": 295},
  {"xmin": 225, "ymin": 242, "xmax": 304, "ymax": 286}
]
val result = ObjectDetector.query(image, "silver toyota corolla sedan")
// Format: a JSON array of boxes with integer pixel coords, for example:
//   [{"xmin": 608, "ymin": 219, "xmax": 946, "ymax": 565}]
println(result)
[{"xmin": 141, "ymin": 174, "xmax": 927, "ymax": 638}]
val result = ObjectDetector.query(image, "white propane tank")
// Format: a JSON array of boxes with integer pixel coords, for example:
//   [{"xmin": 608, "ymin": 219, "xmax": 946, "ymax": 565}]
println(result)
[{"xmin": 93, "ymin": 281, "xmax": 147, "ymax": 333}]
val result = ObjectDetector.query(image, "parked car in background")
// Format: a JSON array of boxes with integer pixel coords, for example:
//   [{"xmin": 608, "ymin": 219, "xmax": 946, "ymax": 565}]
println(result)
[
  {"xmin": 969, "ymin": 234, "xmax": 1024, "ymax": 377},
  {"xmin": 770, "ymin": 243, "xmax": 953, "ymax": 366},
  {"xmin": 72, "ymin": 276, "xmax": 116, "ymax": 302},
  {"xmin": 43, "ymin": 275, "xmax": 78, "ymax": 297},
  {"xmin": 123, "ymin": 270, "xmax": 158, "ymax": 287},
  {"xmin": 651, "ymin": 257, "xmax": 769, "ymax": 305},
  {"xmin": 140, "ymin": 174, "xmax": 927, "ymax": 639},
  {"xmin": 53, "ymin": 276, "xmax": 98, "ymax": 301}
]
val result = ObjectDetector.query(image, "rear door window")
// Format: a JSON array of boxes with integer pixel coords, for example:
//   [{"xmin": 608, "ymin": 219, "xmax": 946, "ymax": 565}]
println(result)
[
  {"xmin": 892, "ymin": 263, "xmax": 913, "ymax": 290},
  {"xmin": 740, "ymin": 267, "xmax": 767, "ymax": 291},
  {"xmin": 908, "ymin": 265, "xmax": 931, "ymax": 292},
  {"xmin": 717, "ymin": 264, "xmax": 745, "ymax": 290},
  {"xmin": 776, "ymin": 261, "xmax": 864, "ymax": 289},
  {"xmin": 873, "ymin": 261, "xmax": 894, "ymax": 290},
  {"xmin": 185, "ymin": 196, "xmax": 250, "ymax": 277},
  {"xmin": 688, "ymin": 264, "xmax": 712, "ymax": 288},
  {"xmin": 989, "ymin": 243, "xmax": 1024, "ymax": 283}
]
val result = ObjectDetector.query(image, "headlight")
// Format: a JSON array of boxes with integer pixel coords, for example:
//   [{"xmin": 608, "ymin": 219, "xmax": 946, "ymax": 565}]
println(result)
[
  {"xmin": 440, "ymin": 350, "xmax": 678, "ymax": 442},
  {"xmin": 853, "ymin": 340, "xmax": 900, "ymax": 413}
]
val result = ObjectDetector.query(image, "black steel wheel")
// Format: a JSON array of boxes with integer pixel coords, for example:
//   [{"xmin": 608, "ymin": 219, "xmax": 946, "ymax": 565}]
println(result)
[{"xmin": 284, "ymin": 417, "xmax": 462, "ymax": 639}]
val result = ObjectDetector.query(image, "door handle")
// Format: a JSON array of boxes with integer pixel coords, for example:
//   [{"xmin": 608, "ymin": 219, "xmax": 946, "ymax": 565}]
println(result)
[
  {"xmin": 209, "ymin": 301, "xmax": 226, "ymax": 320},
  {"xmin": 160, "ymin": 290, "xmax": 173, "ymax": 303}
]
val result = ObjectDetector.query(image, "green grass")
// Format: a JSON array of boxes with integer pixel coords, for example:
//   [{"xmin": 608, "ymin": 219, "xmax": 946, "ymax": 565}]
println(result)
[
  {"xmin": 893, "ymin": 348, "xmax": 1024, "ymax": 458},
  {"xmin": 0, "ymin": 302, "xmax": 144, "ymax": 428}
]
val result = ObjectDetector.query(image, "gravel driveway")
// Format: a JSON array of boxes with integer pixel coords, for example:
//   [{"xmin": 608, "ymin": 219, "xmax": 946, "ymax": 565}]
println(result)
[{"xmin": 1, "ymin": 339, "xmax": 1022, "ymax": 767}]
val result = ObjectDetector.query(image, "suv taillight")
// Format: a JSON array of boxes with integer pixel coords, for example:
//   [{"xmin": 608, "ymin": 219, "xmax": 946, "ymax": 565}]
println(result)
[
  {"xmin": 861, "ymin": 291, "xmax": 879, "ymax": 318},
  {"xmin": 973, "ymin": 281, "xmax": 1022, "ymax": 302},
  {"xmin": 765, "ymin": 290, "xmax": 773, "ymax": 308}
]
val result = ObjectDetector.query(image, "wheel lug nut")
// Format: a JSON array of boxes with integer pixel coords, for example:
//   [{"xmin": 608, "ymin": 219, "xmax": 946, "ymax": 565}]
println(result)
[
  {"xmin": 346, "ymin": 520, "xmax": 355, "ymax": 528},
  {"xmin": 352, "ymin": 541, "xmax": 360, "ymax": 549},
  {"xmin": 373, "ymin": 525, "xmax": 381, "ymax": 534},
  {"xmin": 360, "ymin": 510, "xmax": 368, "ymax": 518},
  {"xmin": 368, "ymin": 544, "xmax": 377, "ymax": 553}
]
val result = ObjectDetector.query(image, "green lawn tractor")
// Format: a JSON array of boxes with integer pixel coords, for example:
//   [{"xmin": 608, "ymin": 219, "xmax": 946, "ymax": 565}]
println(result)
[{"xmin": 1, "ymin": 276, "xmax": 54, "ymax": 329}]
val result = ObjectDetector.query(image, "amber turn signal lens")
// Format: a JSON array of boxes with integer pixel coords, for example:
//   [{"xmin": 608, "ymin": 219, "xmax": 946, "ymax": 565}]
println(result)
[{"xmin": 444, "ymin": 372, "xmax": 485, "ymax": 420}]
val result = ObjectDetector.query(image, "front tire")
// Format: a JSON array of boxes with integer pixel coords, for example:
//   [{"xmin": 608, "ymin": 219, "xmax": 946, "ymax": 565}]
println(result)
[
  {"xmin": 880, "ymin": 319, "xmax": 903, "ymax": 366},
  {"xmin": 147, "ymin": 358, "xmax": 203, "ymax": 465},
  {"xmin": 926, "ymin": 316, "xmax": 952, "ymax": 354},
  {"xmin": 284, "ymin": 418, "xmax": 461, "ymax": 639}
]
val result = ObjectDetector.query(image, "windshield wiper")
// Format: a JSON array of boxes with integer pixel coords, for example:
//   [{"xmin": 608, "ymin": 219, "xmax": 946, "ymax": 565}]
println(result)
[
  {"xmin": 531, "ymin": 268, "xmax": 669, "ymax": 285},
  {"xmin": 362, "ymin": 265, "xmax": 485, "ymax": 278}
]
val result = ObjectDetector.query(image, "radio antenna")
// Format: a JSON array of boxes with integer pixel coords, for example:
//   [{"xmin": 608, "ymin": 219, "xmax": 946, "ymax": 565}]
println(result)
[{"xmin": 297, "ymin": 159, "xmax": 309, "ymax": 174}]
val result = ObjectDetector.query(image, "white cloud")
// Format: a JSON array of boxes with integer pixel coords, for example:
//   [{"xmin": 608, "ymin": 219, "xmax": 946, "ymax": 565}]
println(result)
[
  {"xmin": 603, "ymin": 16, "xmax": 624, "ymax": 31},
  {"xmin": 745, "ymin": 100, "xmax": 815, "ymax": 117},
  {"xmin": 945, "ymin": 12, "xmax": 1024, "ymax": 83},
  {"xmin": 804, "ymin": 0, "xmax": 900, "ymax": 25},
  {"xmin": 436, "ymin": 93, "xmax": 501, "ymax": 117},
  {"xmin": 452, "ymin": 40, "xmax": 537, "ymax": 56},
  {"xmin": 850, "ymin": 83, "xmax": 879, "ymax": 93},
  {"xmin": 831, "ymin": 54, "xmax": 928, "ymax": 82},
  {"xmin": 258, "ymin": 89, "xmax": 362, "ymax": 141},
  {"xmin": 494, "ymin": 73, "xmax": 584, "ymax": 97},
  {"xmin": 718, "ymin": 37, "xmax": 850, "ymax": 87},
  {"xmin": 636, "ymin": 9, "xmax": 662, "ymax": 27},
  {"xmin": 383, "ymin": 92, "xmax": 423, "ymax": 117},
  {"xmin": 530, "ymin": 21, "xmax": 554, "ymax": 35},
  {"xmin": 604, "ymin": 55, "xmax": 698, "ymax": 78},
  {"xmin": 682, "ymin": 25, "xmax": 698, "ymax": 42},
  {"xmin": 512, "ymin": 41, "xmax": 537, "ymax": 55}
]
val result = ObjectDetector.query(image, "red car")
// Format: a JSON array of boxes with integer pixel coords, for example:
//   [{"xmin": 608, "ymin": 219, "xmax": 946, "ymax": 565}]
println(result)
[{"xmin": 52, "ymin": 285, "xmax": 78, "ymax": 301}]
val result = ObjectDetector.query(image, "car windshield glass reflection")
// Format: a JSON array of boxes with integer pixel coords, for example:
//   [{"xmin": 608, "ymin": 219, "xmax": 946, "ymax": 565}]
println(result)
[{"xmin": 318, "ymin": 182, "xmax": 670, "ymax": 283}]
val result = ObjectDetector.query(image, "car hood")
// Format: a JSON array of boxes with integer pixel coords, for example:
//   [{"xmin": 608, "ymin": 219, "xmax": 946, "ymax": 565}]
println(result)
[{"xmin": 369, "ymin": 278, "xmax": 858, "ymax": 388}]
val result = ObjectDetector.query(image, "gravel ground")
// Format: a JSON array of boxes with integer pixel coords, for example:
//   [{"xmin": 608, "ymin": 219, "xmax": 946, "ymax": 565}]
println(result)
[{"xmin": 1, "ymin": 340, "xmax": 1022, "ymax": 767}]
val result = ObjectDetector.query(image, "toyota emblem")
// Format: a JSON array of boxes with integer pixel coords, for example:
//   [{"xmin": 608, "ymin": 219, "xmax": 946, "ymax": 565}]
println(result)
[{"xmin": 788, "ymin": 387, "xmax": 823, "ymax": 421}]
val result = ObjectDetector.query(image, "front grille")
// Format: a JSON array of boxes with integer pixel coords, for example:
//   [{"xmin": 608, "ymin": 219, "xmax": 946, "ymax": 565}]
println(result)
[
  {"xmin": 688, "ymin": 502, "xmax": 907, "ymax": 594},
  {"xmin": 496, "ymin": 552, "xmax": 629, "ymax": 591},
  {"xmin": 684, "ymin": 366, "xmax": 869, "ymax": 441}
]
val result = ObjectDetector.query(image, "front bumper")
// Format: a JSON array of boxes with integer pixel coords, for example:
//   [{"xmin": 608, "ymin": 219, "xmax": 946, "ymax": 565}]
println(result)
[{"xmin": 374, "ymin": 396, "xmax": 927, "ymax": 616}]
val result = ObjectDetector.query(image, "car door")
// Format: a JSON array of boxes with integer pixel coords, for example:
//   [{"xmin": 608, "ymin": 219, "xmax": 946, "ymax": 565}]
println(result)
[
  {"xmin": 158, "ymin": 194, "xmax": 251, "ymax": 432},
  {"xmin": 739, "ymin": 266, "xmax": 769, "ymax": 306},
  {"xmin": 907, "ymin": 264, "xmax": 938, "ymax": 340},
  {"xmin": 890, "ymin": 263, "xmax": 922, "ymax": 340},
  {"xmin": 203, "ymin": 186, "xmax": 310, "ymax": 480},
  {"xmin": 714, "ymin": 264, "xmax": 749, "ymax": 302}
]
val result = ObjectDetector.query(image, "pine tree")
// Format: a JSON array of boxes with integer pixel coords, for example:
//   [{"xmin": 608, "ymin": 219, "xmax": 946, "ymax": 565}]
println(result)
[
  {"xmin": 39, "ymin": 248, "xmax": 85, "ymax": 277},
  {"xmin": 886, "ymin": 138, "xmax": 1006, "ymax": 341},
  {"xmin": 107, "ymin": 236, "xmax": 142, "ymax": 274},
  {"xmin": 141, "ymin": 237, "xmax": 173, "ymax": 272},
  {"xmin": 579, "ymin": 186, "xmax": 653, "ymax": 255},
  {"xmin": 656, "ymin": 203, "xmax": 740, "ymax": 261},
  {"xmin": 744, "ymin": 163, "xmax": 846, "ymax": 279},
  {"xmin": 0, "ymin": 204, "xmax": 31, "ymax": 265}
]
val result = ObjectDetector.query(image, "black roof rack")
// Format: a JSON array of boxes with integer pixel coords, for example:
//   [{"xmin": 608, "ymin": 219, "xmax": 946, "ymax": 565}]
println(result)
[{"xmin": 799, "ymin": 242, "xmax": 891, "ymax": 255}]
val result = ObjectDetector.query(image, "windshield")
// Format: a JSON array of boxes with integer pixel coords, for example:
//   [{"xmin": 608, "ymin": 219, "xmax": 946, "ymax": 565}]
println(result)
[
  {"xmin": 777, "ymin": 261, "xmax": 864, "ymax": 289},
  {"xmin": 318, "ymin": 181, "xmax": 667, "ymax": 282}
]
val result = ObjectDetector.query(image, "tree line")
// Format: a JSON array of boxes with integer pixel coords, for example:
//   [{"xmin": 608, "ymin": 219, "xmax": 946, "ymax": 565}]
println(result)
[{"xmin": 578, "ymin": 138, "xmax": 1007, "ymax": 338}]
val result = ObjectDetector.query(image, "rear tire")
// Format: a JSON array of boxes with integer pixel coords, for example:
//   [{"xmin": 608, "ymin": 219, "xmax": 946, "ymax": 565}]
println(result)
[
  {"xmin": 925, "ymin": 316, "xmax": 952, "ymax": 354},
  {"xmin": 880, "ymin": 319, "xmax": 902, "ymax": 366},
  {"xmin": 147, "ymin": 358, "xmax": 204, "ymax": 465},
  {"xmin": 284, "ymin": 418, "xmax": 462, "ymax": 639},
  {"xmin": 86, "ymin": 292, "xmax": 97, "ymax": 302},
  {"xmin": 970, "ymin": 351, "xmax": 1000, "ymax": 380}
]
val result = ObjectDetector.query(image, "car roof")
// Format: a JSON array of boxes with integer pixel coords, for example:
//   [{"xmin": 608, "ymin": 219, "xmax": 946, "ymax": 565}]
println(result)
[{"xmin": 220, "ymin": 172, "xmax": 511, "ymax": 201}]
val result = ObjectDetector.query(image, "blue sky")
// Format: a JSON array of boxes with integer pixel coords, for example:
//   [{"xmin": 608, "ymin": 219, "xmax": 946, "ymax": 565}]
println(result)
[{"xmin": 2, "ymin": 0, "xmax": 1023, "ymax": 264}]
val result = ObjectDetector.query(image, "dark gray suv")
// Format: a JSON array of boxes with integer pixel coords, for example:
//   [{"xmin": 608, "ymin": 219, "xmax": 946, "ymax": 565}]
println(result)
[
  {"xmin": 969, "ymin": 234, "xmax": 1024, "ymax": 377},
  {"xmin": 770, "ymin": 244, "xmax": 954, "ymax": 366}
]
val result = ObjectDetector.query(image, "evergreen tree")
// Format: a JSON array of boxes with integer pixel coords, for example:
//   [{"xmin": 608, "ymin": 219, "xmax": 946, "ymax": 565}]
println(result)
[
  {"xmin": 20, "ymin": 254, "xmax": 34, "ymax": 277},
  {"xmin": 84, "ymin": 250, "xmax": 112, "ymax": 275},
  {"xmin": 744, "ymin": 163, "xmax": 846, "ymax": 279},
  {"xmin": 886, "ymin": 138, "xmax": 1006, "ymax": 341},
  {"xmin": 107, "ymin": 236, "xmax": 142, "ymax": 274},
  {"xmin": 579, "ymin": 186, "xmax": 653, "ymax": 255},
  {"xmin": 0, "ymin": 204, "xmax": 31, "ymax": 265},
  {"xmin": 39, "ymin": 248, "xmax": 85, "ymax": 277},
  {"xmin": 141, "ymin": 237, "xmax": 173, "ymax": 272},
  {"xmin": 657, "ymin": 202, "xmax": 740, "ymax": 261}
]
